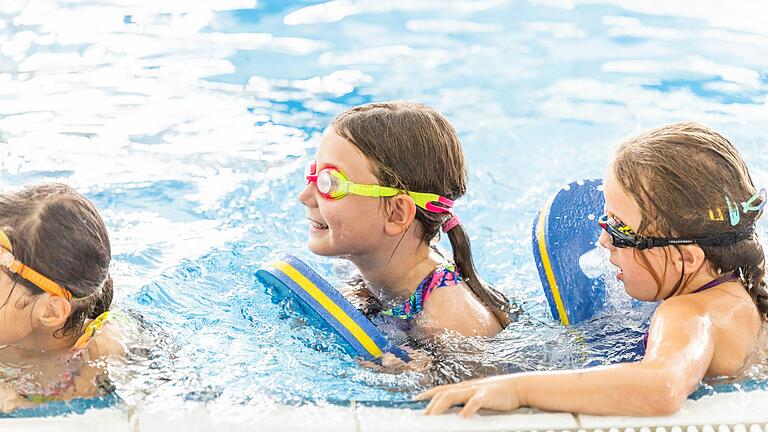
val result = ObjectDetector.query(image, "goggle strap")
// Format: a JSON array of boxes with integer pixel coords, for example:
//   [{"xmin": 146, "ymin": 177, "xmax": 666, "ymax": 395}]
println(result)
[
  {"xmin": 643, "ymin": 230, "xmax": 752, "ymax": 249},
  {"xmin": 20, "ymin": 264, "xmax": 72, "ymax": 300},
  {"xmin": 347, "ymin": 184, "xmax": 399, "ymax": 198},
  {"xmin": 0, "ymin": 229, "xmax": 72, "ymax": 299},
  {"xmin": 692, "ymin": 228, "xmax": 754, "ymax": 247},
  {"xmin": 5, "ymin": 256, "xmax": 72, "ymax": 300},
  {"xmin": 425, "ymin": 202, "xmax": 452, "ymax": 213},
  {"xmin": 437, "ymin": 195, "xmax": 455, "ymax": 207},
  {"xmin": 421, "ymin": 195, "xmax": 455, "ymax": 214}
]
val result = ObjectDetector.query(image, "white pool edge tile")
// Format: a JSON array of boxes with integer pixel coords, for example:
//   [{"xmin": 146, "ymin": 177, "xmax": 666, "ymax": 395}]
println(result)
[
  {"xmin": 355, "ymin": 405, "xmax": 579, "ymax": 432},
  {"xmin": 0, "ymin": 407, "xmax": 130, "ymax": 432},
  {"xmin": 577, "ymin": 390, "xmax": 768, "ymax": 429},
  {"xmin": 2, "ymin": 390, "xmax": 767, "ymax": 432},
  {"xmin": 134, "ymin": 401, "xmax": 357, "ymax": 432}
]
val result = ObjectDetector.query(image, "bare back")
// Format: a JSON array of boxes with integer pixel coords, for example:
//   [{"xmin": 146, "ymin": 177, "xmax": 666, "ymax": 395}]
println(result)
[{"xmin": 687, "ymin": 281, "xmax": 761, "ymax": 376}]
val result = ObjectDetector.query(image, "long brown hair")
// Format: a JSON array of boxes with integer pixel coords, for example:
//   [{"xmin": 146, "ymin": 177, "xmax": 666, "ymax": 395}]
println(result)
[
  {"xmin": 612, "ymin": 122, "xmax": 768, "ymax": 318},
  {"xmin": 332, "ymin": 101, "xmax": 511, "ymax": 326},
  {"xmin": 0, "ymin": 183, "xmax": 113, "ymax": 338}
]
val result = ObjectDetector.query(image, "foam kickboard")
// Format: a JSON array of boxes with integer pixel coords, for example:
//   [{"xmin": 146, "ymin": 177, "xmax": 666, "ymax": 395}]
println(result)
[
  {"xmin": 256, "ymin": 254, "xmax": 409, "ymax": 361},
  {"xmin": 532, "ymin": 179, "xmax": 606, "ymax": 325}
]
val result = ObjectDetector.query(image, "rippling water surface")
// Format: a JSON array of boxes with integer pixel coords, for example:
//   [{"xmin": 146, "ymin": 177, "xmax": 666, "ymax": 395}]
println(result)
[{"xmin": 1, "ymin": 0, "xmax": 767, "ymax": 414}]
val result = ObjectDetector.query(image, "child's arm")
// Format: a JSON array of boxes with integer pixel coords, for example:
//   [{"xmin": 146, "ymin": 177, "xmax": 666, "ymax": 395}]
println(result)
[
  {"xmin": 1, "ymin": 383, "xmax": 34, "ymax": 413},
  {"xmin": 415, "ymin": 299, "xmax": 714, "ymax": 417},
  {"xmin": 359, "ymin": 345, "xmax": 433, "ymax": 374},
  {"xmin": 340, "ymin": 276, "xmax": 381, "ymax": 316},
  {"xmin": 8, "ymin": 321, "xmax": 127, "ymax": 411}
]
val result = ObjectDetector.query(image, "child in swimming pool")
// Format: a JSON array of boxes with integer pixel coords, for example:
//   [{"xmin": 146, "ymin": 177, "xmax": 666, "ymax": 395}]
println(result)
[
  {"xmin": 416, "ymin": 122, "xmax": 768, "ymax": 416},
  {"xmin": 0, "ymin": 183, "xmax": 127, "ymax": 412},
  {"xmin": 298, "ymin": 101, "xmax": 512, "ymax": 349}
]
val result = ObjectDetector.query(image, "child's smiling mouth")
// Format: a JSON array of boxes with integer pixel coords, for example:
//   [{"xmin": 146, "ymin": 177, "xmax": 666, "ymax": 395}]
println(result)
[
  {"xmin": 307, "ymin": 217, "xmax": 328, "ymax": 230},
  {"xmin": 609, "ymin": 258, "xmax": 624, "ymax": 281}
]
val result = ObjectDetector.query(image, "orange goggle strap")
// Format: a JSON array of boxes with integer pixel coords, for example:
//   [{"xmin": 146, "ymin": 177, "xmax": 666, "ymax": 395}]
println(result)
[{"xmin": 0, "ymin": 230, "xmax": 72, "ymax": 300}]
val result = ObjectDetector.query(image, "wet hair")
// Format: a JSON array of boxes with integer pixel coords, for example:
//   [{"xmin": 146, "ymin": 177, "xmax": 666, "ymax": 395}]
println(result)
[
  {"xmin": 0, "ymin": 183, "xmax": 113, "ymax": 338},
  {"xmin": 332, "ymin": 101, "xmax": 512, "ymax": 326},
  {"xmin": 612, "ymin": 122, "xmax": 768, "ymax": 318}
]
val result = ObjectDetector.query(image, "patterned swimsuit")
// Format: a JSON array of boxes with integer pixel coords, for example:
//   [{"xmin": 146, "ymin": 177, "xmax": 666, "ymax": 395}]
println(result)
[
  {"xmin": 379, "ymin": 264, "xmax": 462, "ymax": 320},
  {"xmin": 17, "ymin": 311, "xmax": 111, "ymax": 403}
]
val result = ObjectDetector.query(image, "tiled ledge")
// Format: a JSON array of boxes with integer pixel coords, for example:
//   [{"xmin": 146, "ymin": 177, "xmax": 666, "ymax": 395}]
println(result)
[
  {"xmin": 1, "ymin": 390, "xmax": 766, "ymax": 432},
  {"xmin": 0, "ymin": 407, "xmax": 130, "ymax": 432},
  {"xmin": 355, "ymin": 405, "xmax": 578, "ymax": 432},
  {"xmin": 134, "ymin": 402, "xmax": 357, "ymax": 432},
  {"xmin": 577, "ymin": 390, "xmax": 768, "ymax": 430}
]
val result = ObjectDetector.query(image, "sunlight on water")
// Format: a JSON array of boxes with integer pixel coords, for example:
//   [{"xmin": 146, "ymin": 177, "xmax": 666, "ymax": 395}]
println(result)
[{"xmin": 1, "ymin": 0, "xmax": 767, "ymax": 415}]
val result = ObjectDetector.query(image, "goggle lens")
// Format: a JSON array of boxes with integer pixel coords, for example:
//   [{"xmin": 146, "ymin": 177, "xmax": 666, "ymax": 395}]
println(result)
[
  {"xmin": 306, "ymin": 162, "xmax": 346, "ymax": 199},
  {"xmin": 316, "ymin": 171, "xmax": 335, "ymax": 196},
  {"xmin": 303, "ymin": 160, "xmax": 454, "ymax": 213},
  {"xmin": 598, "ymin": 214, "xmax": 638, "ymax": 248}
]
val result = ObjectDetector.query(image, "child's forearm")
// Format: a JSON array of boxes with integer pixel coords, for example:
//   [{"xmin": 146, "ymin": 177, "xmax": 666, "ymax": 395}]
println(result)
[
  {"xmin": 514, "ymin": 362, "xmax": 694, "ymax": 416},
  {"xmin": 1, "ymin": 384, "xmax": 35, "ymax": 413}
]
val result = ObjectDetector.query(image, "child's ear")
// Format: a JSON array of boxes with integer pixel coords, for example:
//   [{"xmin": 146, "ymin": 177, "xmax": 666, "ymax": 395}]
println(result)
[
  {"xmin": 674, "ymin": 245, "xmax": 707, "ymax": 275},
  {"xmin": 37, "ymin": 296, "xmax": 72, "ymax": 330},
  {"xmin": 384, "ymin": 194, "xmax": 417, "ymax": 236}
]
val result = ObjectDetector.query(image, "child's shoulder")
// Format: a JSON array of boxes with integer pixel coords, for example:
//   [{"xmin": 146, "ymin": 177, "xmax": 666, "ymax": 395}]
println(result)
[
  {"xmin": 654, "ymin": 287, "xmax": 732, "ymax": 322},
  {"xmin": 654, "ymin": 282, "xmax": 760, "ymax": 337},
  {"xmin": 79, "ymin": 311, "xmax": 130, "ymax": 361},
  {"xmin": 419, "ymin": 280, "xmax": 500, "ymax": 337},
  {"xmin": 656, "ymin": 294, "xmax": 706, "ymax": 314}
]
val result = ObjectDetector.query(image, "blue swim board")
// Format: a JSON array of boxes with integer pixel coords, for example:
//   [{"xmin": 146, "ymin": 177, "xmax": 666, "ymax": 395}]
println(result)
[
  {"xmin": 532, "ymin": 179, "xmax": 606, "ymax": 325},
  {"xmin": 256, "ymin": 254, "xmax": 409, "ymax": 361}
]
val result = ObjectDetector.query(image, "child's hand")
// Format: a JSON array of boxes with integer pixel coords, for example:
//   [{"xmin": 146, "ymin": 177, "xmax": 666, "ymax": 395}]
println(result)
[
  {"xmin": 414, "ymin": 376, "xmax": 521, "ymax": 417},
  {"xmin": 0, "ymin": 383, "xmax": 25, "ymax": 413},
  {"xmin": 359, "ymin": 346, "xmax": 432, "ymax": 373},
  {"xmin": 340, "ymin": 279, "xmax": 380, "ymax": 315}
]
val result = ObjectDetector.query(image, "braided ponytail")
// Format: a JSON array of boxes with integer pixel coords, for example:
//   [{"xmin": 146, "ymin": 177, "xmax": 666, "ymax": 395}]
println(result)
[{"xmin": 445, "ymin": 222, "xmax": 511, "ymax": 326}]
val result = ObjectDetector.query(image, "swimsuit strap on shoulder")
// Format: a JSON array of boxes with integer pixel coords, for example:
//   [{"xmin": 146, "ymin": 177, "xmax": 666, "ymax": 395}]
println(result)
[
  {"xmin": 73, "ymin": 311, "xmax": 110, "ymax": 350},
  {"xmin": 380, "ymin": 264, "xmax": 462, "ymax": 320},
  {"xmin": 691, "ymin": 271, "xmax": 739, "ymax": 294},
  {"xmin": 643, "ymin": 271, "xmax": 740, "ymax": 348}
]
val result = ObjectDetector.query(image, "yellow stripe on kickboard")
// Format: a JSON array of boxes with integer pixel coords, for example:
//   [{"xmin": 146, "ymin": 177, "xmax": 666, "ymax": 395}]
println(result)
[
  {"xmin": 273, "ymin": 261, "xmax": 384, "ymax": 358},
  {"xmin": 536, "ymin": 197, "xmax": 570, "ymax": 326}
]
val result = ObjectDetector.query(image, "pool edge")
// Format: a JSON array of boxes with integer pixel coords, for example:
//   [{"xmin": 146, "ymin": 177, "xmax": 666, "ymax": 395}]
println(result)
[{"xmin": 2, "ymin": 390, "xmax": 767, "ymax": 432}]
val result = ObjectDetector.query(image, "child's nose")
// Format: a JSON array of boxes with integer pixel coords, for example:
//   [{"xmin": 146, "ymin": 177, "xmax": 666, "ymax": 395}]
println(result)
[
  {"xmin": 598, "ymin": 230, "xmax": 615, "ymax": 250},
  {"xmin": 298, "ymin": 183, "xmax": 317, "ymax": 208}
]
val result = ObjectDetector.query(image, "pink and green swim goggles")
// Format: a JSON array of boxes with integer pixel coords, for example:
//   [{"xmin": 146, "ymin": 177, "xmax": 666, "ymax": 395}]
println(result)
[{"xmin": 305, "ymin": 161, "xmax": 454, "ymax": 214}]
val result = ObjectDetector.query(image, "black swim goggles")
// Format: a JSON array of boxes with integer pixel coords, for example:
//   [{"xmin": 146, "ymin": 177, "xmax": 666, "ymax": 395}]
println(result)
[{"xmin": 597, "ymin": 214, "xmax": 754, "ymax": 250}]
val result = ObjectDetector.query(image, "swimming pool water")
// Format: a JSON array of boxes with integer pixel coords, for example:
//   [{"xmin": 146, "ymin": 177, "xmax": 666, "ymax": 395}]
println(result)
[{"xmin": 1, "ymin": 0, "xmax": 767, "ymax": 416}]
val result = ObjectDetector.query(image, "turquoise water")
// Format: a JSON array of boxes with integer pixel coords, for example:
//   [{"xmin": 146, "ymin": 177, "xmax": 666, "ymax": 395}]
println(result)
[{"xmin": 1, "ymin": 0, "xmax": 767, "ymax": 415}]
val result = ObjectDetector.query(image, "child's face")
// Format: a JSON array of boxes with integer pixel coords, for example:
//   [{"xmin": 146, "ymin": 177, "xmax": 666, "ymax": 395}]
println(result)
[
  {"xmin": 298, "ymin": 128, "xmax": 391, "ymax": 259},
  {"xmin": 0, "ymin": 271, "xmax": 37, "ymax": 345},
  {"xmin": 599, "ymin": 173, "xmax": 681, "ymax": 301}
]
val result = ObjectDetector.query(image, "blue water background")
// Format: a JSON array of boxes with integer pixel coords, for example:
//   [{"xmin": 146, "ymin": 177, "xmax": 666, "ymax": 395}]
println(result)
[{"xmin": 1, "ymin": 0, "xmax": 767, "ymax": 414}]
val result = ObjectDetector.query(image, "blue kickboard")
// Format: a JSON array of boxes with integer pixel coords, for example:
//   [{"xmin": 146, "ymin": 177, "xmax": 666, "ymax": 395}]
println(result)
[
  {"xmin": 256, "ymin": 254, "xmax": 409, "ymax": 361},
  {"xmin": 532, "ymin": 179, "xmax": 606, "ymax": 325}
]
